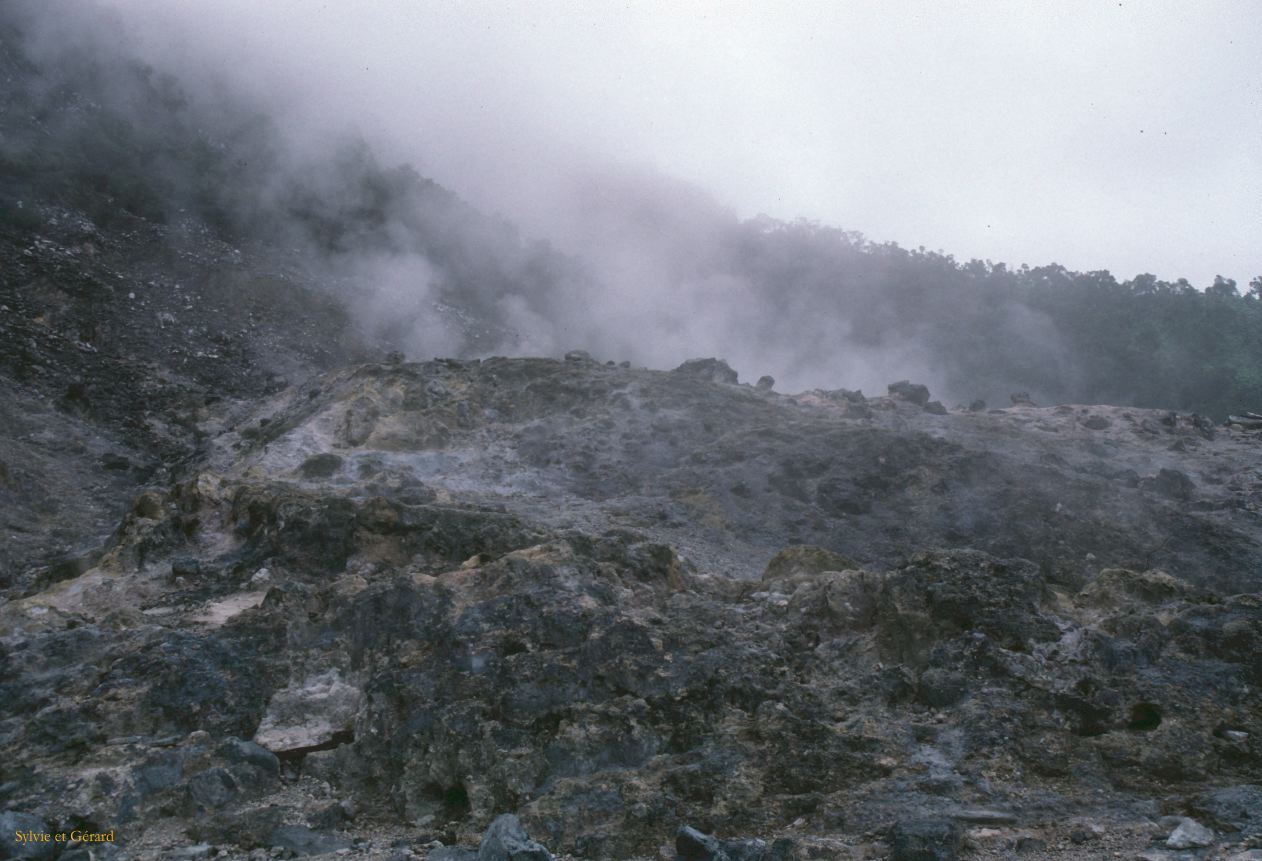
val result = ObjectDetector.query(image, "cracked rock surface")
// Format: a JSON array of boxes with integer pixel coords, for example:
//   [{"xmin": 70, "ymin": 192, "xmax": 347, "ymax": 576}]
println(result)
[{"xmin": 3, "ymin": 353, "xmax": 1262, "ymax": 860}]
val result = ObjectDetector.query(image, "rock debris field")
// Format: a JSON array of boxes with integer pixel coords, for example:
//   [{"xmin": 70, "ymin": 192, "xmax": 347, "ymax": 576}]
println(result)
[{"xmin": 3, "ymin": 339, "xmax": 1262, "ymax": 860}]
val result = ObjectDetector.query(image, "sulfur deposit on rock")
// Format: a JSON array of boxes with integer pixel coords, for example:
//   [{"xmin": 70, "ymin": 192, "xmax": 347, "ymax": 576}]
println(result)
[
  {"xmin": 3, "ymin": 11, "xmax": 1261, "ymax": 856},
  {"xmin": 2, "ymin": 356, "xmax": 1262, "ymax": 859}
]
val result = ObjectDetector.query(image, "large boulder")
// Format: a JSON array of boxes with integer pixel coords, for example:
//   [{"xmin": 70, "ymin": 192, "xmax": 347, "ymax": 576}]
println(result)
[
  {"xmin": 887, "ymin": 380, "xmax": 930, "ymax": 406},
  {"xmin": 672, "ymin": 358, "xmax": 739, "ymax": 385},
  {"xmin": 253, "ymin": 671, "xmax": 361, "ymax": 754}
]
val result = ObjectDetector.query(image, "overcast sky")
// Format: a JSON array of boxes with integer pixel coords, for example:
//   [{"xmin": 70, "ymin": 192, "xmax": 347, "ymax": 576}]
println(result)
[{"xmin": 102, "ymin": 0, "xmax": 1260, "ymax": 287}]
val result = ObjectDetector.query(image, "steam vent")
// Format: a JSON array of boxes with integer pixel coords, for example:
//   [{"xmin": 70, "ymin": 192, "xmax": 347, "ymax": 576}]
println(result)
[{"xmin": 2, "ymin": 2, "xmax": 1261, "ymax": 860}]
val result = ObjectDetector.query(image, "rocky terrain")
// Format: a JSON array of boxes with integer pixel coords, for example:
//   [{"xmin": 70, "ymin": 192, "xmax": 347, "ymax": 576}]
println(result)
[
  {"xmin": 3, "ymin": 316, "xmax": 1262, "ymax": 859},
  {"xmin": 2, "ymin": 9, "xmax": 1261, "ymax": 858}
]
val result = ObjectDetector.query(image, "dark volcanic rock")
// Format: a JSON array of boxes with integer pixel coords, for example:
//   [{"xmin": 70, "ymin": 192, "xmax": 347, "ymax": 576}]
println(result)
[
  {"xmin": 1145, "ymin": 467, "xmax": 1196, "ymax": 500},
  {"xmin": 672, "ymin": 357, "xmax": 740, "ymax": 385},
  {"xmin": 1193, "ymin": 784, "xmax": 1262, "ymax": 834},
  {"xmin": 888, "ymin": 819, "xmax": 962, "ymax": 861},
  {"xmin": 916, "ymin": 668, "xmax": 967, "ymax": 708},
  {"xmin": 675, "ymin": 826, "xmax": 725, "ymax": 860},
  {"xmin": 4, "ymin": 359, "xmax": 1262, "ymax": 858},
  {"xmin": 888, "ymin": 380, "xmax": 931, "ymax": 405},
  {"xmin": 0, "ymin": 812, "xmax": 55, "ymax": 860}
]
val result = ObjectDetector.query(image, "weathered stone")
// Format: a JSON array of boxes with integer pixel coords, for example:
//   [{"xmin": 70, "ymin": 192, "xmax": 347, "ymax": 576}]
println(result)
[
  {"xmin": 1077, "ymin": 568, "xmax": 1201, "ymax": 609},
  {"xmin": 298, "ymin": 453, "xmax": 343, "ymax": 479},
  {"xmin": 186, "ymin": 767, "xmax": 238, "ymax": 811},
  {"xmin": 672, "ymin": 358, "xmax": 739, "ymax": 385},
  {"xmin": 888, "ymin": 819, "xmax": 962, "ymax": 861},
  {"xmin": 1166, "ymin": 818, "xmax": 1214, "ymax": 849},
  {"xmin": 267, "ymin": 825, "xmax": 352, "ymax": 857},
  {"xmin": 253, "ymin": 671, "xmax": 361, "ymax": 754},
  {"xmin": 216, "ymin": 738, "xmax": 280, "ymax": 778},
  {"xmin": 763, "ymin": 545, "xmax": 857, "ymax": 581},
  {"xmin": 0, "ymin": 811, "xmax": 56, "ymax": 860},
  {"xmin": 1014, "ymin": 836, "xmax": 1046, "ymax": 854},
  {"xmin": 476, "ymin": 815, "xmax": 553, "ymax": 861},
  {"xmin": 888, "ymin": 380, "xmax": 931, "ymax": 406},
  {"xmin": 675, "ymin": 826, "xmax": 727, "ymax": 861},
  {"xmin": 1144, "ymin": 468, "xmax": 1195, "ymax": 500},
  {"xmin": 430, "ymin": 849, "xmax": 479, "ymax": 861},
  {"xmin": 6, "ymin": 351, "xmax": 1262, "ymax": 861},
  {"xmin": 1193, "ymin": 785, "xmax": 1262, "ymax": 834},
  {"xmin": 917, "ymin": 669, "xmax": 966, "ymax": 708}
]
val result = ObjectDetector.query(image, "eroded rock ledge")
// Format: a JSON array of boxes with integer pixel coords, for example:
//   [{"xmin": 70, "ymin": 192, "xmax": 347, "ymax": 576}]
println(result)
[{"xmin": 2, "ymin": 359, "xmax": 1261, "ymax": 859}]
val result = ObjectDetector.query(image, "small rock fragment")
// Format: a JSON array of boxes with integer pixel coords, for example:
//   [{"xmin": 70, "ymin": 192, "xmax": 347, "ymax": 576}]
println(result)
[
  {"xmin": 477, "ymin": 814, "xmax": 553, "ymax": 861},
  {"xmin": 1014, "ymin": 835, "xmax": 1045, "ymax": 854},
  {"xmin": 1166, "ymin": 818, "xmax": 1214, "ymax": 849}
]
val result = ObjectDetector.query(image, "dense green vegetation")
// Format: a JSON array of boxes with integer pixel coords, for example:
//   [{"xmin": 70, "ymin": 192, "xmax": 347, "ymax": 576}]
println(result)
[{"xmin": 725, "ymin": 220, "xmax": 1262, "ymax": 416}]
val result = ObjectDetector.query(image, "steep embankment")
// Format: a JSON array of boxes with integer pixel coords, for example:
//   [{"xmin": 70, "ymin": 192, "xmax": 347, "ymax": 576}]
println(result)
[
  {"xmin": 2, "ymin": 355, "xmax": 1260, "ymax": 860},
  {"xmin": 0, "ymin": 204, "xmax": 385, "ymax": 591}
]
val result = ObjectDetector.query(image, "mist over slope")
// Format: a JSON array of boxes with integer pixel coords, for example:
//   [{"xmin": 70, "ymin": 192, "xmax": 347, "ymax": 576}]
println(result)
[
  {"xmin": 5, "ymin": 5, "xmax": 1262, "ymax": 860},
  {"xmin": 3, "ymin": 0, "xmax": 1262, "ymax": 417}
]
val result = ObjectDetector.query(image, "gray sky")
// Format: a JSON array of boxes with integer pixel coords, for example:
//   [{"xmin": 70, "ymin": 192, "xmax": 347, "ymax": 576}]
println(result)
[{"xmin": 104, "ymin": 0, "xmax": 1260, "ymax": 287}]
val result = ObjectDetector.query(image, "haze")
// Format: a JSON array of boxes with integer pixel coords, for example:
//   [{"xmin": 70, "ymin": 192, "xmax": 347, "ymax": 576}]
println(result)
[{"xmin": 98, "ymin": 0, "xmax": 1260, "ymax": 288}]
